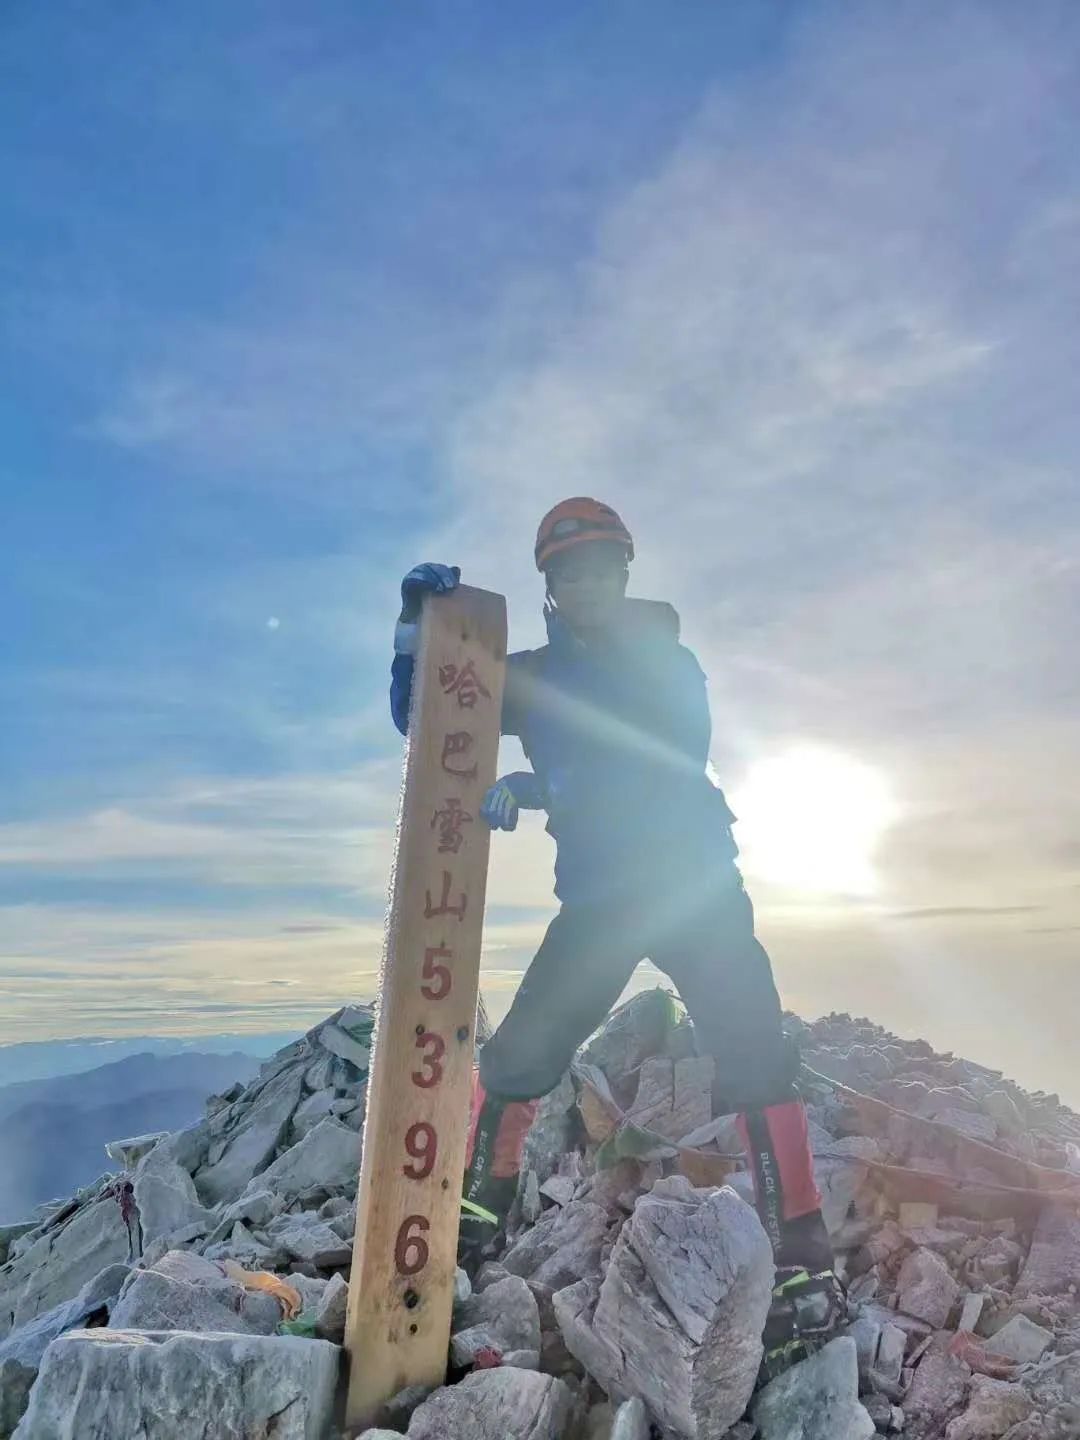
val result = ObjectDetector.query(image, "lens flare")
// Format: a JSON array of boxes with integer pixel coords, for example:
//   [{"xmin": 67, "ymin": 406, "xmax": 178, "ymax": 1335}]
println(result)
[{"xmin": 731, "ymin": 746, "xmax": 897, "ymax": 896}]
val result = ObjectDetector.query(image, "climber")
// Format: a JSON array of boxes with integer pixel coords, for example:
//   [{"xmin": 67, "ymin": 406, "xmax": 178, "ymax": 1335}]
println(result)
[{"xmin": 390, "ymin": 498, "xmax": 841, "ymax": 1367}]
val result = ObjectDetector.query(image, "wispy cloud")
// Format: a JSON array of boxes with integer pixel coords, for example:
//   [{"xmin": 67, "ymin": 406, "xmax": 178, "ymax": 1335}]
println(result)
[
  {"xmin": 5, "ymin": 4, "xmax": 1080, "ymax": 1100},
  {"xmin": 0, "ymin": 767, "xmax": 399, "ymax": 891}
]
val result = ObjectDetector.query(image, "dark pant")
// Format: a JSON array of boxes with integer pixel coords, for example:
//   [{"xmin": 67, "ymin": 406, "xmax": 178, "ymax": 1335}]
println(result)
[
  {"xmin": 479, "ymin": 872, "xmax": 796, "ymax": 1112},
  {"xmin": 468, "ymin": 869, "xmax": 831, "ymax": 1272}
]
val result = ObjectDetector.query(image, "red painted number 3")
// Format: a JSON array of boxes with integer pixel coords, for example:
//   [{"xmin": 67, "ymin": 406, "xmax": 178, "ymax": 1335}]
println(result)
[
  {"xmin": 395, "ymin": 1214, "xmax": 430, "ymax": 1276},
  {"xmin": 412, "ymin": 1031, "xmax": 445, "ymax": 1088}
]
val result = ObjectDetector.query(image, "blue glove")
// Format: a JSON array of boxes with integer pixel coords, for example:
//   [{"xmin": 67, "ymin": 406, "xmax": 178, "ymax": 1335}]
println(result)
[
  {"xmin": 391, "ymin": 564, "xmax": 461, "ymax": 733},
  {"xmin": 480, "ymin": 772, "xmax": 545, "ymax": 832},
  {"xmin": 399, "ymin": 563, "xmax": 460, "ymax": 623}
]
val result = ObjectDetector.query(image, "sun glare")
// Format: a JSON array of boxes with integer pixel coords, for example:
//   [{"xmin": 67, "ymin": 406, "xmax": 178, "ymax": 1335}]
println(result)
[{"xmin": 730, "ymin": 746, "xmax": 897, "ymax": 896}]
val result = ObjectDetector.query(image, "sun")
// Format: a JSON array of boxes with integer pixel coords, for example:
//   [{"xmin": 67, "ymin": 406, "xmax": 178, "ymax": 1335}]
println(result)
[{"xmin": 729, "ymin": 746, "xmax": 897, "ymax": 896}]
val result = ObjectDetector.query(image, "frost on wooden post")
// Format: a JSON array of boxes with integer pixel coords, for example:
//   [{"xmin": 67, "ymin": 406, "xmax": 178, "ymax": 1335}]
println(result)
[{"xmin": 345, "ymin": 586, "xmax": 506, "ymax": 1431}]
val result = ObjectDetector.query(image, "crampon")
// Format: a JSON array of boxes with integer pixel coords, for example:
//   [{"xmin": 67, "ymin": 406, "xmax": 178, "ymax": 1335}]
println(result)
[{"xmin": 758, "ymin": 1266, "xmax": 847, "ymax": 1384}]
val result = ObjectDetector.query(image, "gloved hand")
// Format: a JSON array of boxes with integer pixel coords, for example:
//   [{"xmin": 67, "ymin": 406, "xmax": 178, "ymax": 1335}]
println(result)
[
  {"xmin": 395, "ymin": 564, "xmax": 461, "ymax": 657},
  {"xmin": 480, "ymin": 772, "xmax": 545, "ymax": 832},
  {"xmin": 400, "ymin": 563, "xmax": 460, "ymax": 621}
]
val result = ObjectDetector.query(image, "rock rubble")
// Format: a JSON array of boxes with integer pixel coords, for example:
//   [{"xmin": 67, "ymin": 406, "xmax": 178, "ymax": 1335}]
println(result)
[{"xmin": 1, "ymin": 993, "xmax": 1078, "ymax": 1439}]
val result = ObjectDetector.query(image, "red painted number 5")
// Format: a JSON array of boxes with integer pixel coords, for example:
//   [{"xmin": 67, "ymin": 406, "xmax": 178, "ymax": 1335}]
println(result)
[{"xmin": 421, "ymin": 944, "xmax": 452, "ymax": 1001}]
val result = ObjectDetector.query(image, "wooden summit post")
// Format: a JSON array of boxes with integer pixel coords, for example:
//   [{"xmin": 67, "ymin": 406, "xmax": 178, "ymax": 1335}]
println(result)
[{"xmin": 344, "ymin": 584, "xmax": 507, "ymax": 1429}]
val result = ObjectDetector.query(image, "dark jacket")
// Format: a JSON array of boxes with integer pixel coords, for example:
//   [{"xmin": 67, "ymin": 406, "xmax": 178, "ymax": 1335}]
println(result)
[
  {"xmin": 392, "ymin": 597, "xmax": 737, "ymax": 901},
  {"xmin": 503, "ymin": 600, "xmax": 736, "ymax": 900}
]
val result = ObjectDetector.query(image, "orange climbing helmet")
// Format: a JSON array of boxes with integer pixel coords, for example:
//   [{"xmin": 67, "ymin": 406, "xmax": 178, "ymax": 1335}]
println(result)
[{"xmin": 534, "ymin": 497, "xmax": 634, "ymax": 572}]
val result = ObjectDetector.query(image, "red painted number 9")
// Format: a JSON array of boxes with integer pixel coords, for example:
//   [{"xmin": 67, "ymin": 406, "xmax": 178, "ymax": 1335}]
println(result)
[
  {"xmin": 403, "ymin": 1122, "xmax": 438, "ymax": 1180},
  {"xmin": 395, "ymin": 1214, "xmax": 430, "ymax": 1276}
]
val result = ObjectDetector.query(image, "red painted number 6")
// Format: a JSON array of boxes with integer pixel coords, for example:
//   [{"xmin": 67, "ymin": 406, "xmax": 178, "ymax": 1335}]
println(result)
[
  {"xmin": 395, "ymin": 1214, "xmax": 430, "ymax": 1276},
  {"xmin": 412, "ymin": 1031, "xmax": 445, "ymax": 1089}
]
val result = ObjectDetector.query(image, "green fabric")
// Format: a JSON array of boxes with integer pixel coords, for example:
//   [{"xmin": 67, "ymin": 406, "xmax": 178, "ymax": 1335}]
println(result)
[{"xmin": 460, "ymin": 1196, "xmax": 500, "ymax": 1226}]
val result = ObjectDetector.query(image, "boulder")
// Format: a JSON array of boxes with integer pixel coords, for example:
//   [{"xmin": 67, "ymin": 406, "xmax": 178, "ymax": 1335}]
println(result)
[
  {"xmin": 202, "ymin": 1222, "xmax": 285, "ymax": 1271},
  {"xmin": 610, "ymin": 1397, "xmax": 651, "ymax": 1439},
  {"xmin": 216, "ymin": 1186, "xmax": 282, "ymax": 1232},
  {"xmin": 289, "ymin": 1090, "xmax": 337, "ymax": 1142},
  {"xmin": 555, "ymin": 1178, "xmax": 774, "ymax": 1438},
  {"xmin": 0, "ymin": 1197, "xmax": 130, "ymax": 1339},
  {"xmin": 753, "ymin": 1337, "xmax": 875, "ymax": 1440},
  {"xmin": 0, "ymin": 1225, "xmax": 36, "ymax": 1269},
  {"xmin": 583, "ymin": 989, "xmax": 680, "ymax": 1090},
  {"xmin": 902, "ymin": 1336, "xmax": 971, "ymax": 1440},
  {"xmin": 133, "ymin": 1153, "xmax": 217, "ymax": 1247},
  {"xmin": 944, "ymin": 1375, "xmax": 1034, "ymax": 1440},
  {"xmin": 108, "ymin": 1249, "xmax": 282, "ymax": 1335},
  {"xmin": 1020, "ymin": 1350, "xmax": 1080, "ymax": 1434},
  {"xmin": 242, "ymin": 1117, "xmax": 358, "ymax": 1202},
  {"xmin": 896, "ymin": 1247, "xmax": 960, "ymax": 1328},
  {"xmin": 811, "ymin": 1136, "xmax": 881, "ymax": 1235},
  {"xmin": 104, "ymin": 1132, "xmax": 168, "ymax": 1168},
  {"xmin": 327, "ymin": 1209, "xmax": 355, "ymax": 1242},
  {"xmin": 0, "ymin": 1265, "xmax": 128, "ymax": 1440},
  {"xmin": 501, "ymin": 1200, "xmax": 613, "ymax": 1290},
  {"xmin": 405, "ymin": 1368, "xmax": 581, "ymax": 1439},
  {"xmin": 848, "ymin": 1314, "xmax": 882, "ymax": 1382},
  {"xmin": 193, "ymin": 1066, "xmax": 306, "ymax": 1206},
  {"xmin": 12, "ymin": 1329, "xmax": 339, "ymax": 1439},
  {"xmin": 520, "ymin": 1074, "xmax": 578, "ymax": 1189},
  {"xmin": 624, "ymin": 1056, "xmax": 714, "ymax": 1142},
  {"xmin": 957, "ymin": 1292, "xmax": 986, "ymax": 1334},
  {"xmin": 265, "ymin": 1214, "xmax": 352, "ymax": 1269},
  {"xmin": 316, "ymin": 1272, "xmax": 348, "ymax": 1342},
  {"xmin": 1014, "ymin": 1204, "xmax": 1080, "ymax": 1297},
  {"xmin": 982, "ymin": 1314, "xmax": 1053, "ymax": 1364},
  {"xmin": 150, "ymin": 1117, "xmax": 212, "ymax": 1177},
  {"xmin": 315, "ymin": 1021, "xmax": 371, "ymax": 1073},
  {"xmin": 869, "ymin": 1322, "xmax": 907, "ymax": 1394},
  {"xmin": 450, "ymin": 1275, "xmax": 542, "ymax": 1368}
]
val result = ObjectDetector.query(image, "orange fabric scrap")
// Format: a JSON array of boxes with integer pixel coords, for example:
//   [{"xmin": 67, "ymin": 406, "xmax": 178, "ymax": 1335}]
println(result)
[{"xmin": 220, "ymin": 1259, "xmax": 303, "ymax": 1321}]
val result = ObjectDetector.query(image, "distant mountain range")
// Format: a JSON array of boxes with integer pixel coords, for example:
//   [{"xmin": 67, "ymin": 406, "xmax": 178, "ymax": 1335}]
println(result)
[
  {"xmin": 0, "ymin": 1031, "xmax": 302, "ymax": 1089},
  {"xmin": 0, "ymin": 1050, "xmax": 266, "ymax": 1224}
]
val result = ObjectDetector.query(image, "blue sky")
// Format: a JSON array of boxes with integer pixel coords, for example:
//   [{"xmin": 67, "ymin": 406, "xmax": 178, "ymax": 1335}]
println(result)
[{"xmin": 4, "ymin": 3, "xmax": 1080, "ymax": 1098}]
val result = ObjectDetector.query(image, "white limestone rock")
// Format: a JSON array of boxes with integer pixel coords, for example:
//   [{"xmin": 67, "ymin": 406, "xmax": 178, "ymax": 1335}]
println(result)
[
  {"xmin": 12, "ymin": 1329, "xmax": 339, "ymax": 1439},
  {"xmin": 753, "ymin": 1337, "xmax": 875, "ymax": 1440},
  {"xmin": 405, "ymin": 1368, "xmax": 581, "ymax": 1439},
  {"xmin": 0, "ymin": 1197, "xmax": 130, "ymax": 1339},
  {"xmin": 0, "ymin": 1265, "xmax": 128, "ymax": 1440},
  {"xmin": 555, "ymin": 1177, "xmax": 774, "ymax": 1439}
]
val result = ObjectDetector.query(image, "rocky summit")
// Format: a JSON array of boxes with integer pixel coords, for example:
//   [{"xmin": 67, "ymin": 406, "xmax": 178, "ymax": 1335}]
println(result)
[{"xmin": 1, "ymin": 993, "xmax": 1079, "ymax": 1439}]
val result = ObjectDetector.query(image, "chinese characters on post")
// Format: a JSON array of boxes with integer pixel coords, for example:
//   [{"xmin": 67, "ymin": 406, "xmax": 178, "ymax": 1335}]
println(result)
[{"xmin": 346, "ymin": 584, "xmax": 506, "ymax": 1432}]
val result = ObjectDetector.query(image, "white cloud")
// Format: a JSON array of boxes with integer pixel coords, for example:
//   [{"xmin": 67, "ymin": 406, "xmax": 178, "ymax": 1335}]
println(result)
[
  {"xmin": 429, "ymin": 4, "xmax": 1080, "ymax": 889},
  {"xmin": 11, "ymin": 5, "xmax": 1080, "ymax": 1096},
  {"xmin": 0, "ymin": 767, "xmax": 400, "ymax": 891}
]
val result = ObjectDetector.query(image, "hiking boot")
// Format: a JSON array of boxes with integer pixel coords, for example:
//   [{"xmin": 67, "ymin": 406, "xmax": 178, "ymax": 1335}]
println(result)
[{"xmin": 759, "ymin": 1265, "xmax": 846, "ymax": 1383}]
